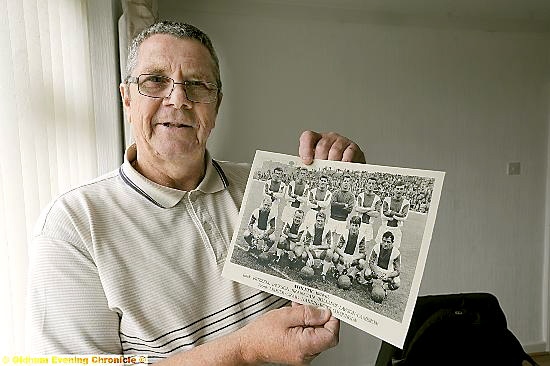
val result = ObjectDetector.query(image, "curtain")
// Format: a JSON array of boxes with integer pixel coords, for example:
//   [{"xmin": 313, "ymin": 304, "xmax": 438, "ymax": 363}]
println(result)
[
  {"xmin": 0, "ymin": 0, "xmax": 107, "ymax": 352},
  {"xmin": 119, "ymin": 0, "xmax": 157, "ymax": 148}
]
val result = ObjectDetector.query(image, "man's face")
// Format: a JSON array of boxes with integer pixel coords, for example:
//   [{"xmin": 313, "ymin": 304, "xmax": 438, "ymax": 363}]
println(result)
[
  {"xmin": 272, "ymin": 169, "xmax": 282, "ymax": 182},
  {"xmin": 366, "ymin": 179, "xmax": 376, "ymax": 192},
  {"xmin": 261, "ymin": 197, "xmax": 272, "ymax": 210},
  {"xmin": 315, "ymin": 215, "xmax": 325, "ymax": 228},
  {"xmin": 293, "ymin": 211, "xmax": 304, "ymax": 225},
  {"xmin": 381, "ymin": 235, "xmax": 394, "ymax": 250},
  {"xmin": 394, "ymin": 185, "xmax": 405, "ymax": 198},
  {"xmin": 349, "ymin": 222, "xmax": 360, "ymax": 236},
  {"xmin": 341, "ymin": 177, "xmax": 351, "ymax": 191},
  {"xmin": 318, "ymin": 177, "xmax": 328, "ymax": 190},
  {"xmin": 121, "ymin": 34, "xmax": 221, "ymax": 163},
  {"xmin": 297, "ymin": 169, "xmax": 307, "ymax": 181}
]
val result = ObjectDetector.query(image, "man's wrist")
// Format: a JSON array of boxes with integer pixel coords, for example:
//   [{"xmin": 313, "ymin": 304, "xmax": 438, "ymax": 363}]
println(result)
[{"xmin": 235, "ymin": 327, "xmax": 259, "ymax": 365}]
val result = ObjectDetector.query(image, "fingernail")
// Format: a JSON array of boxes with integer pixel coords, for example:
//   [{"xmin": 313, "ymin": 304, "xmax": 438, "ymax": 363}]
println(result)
[{"xmin": 319, "ymin": 307, "xmax": 330, "ymax": 318}]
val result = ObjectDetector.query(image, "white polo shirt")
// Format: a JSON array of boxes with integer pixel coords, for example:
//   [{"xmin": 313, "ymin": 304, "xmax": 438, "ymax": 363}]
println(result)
[{"xmin": 26, "ymin": 145, "xmax": 288, "ymax": 361}]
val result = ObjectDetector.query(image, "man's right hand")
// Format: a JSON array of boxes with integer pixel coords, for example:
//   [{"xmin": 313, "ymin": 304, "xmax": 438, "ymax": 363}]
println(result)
[{"xmin": 237, "ymin": 303, "xmax": 340, "ymax": 365}]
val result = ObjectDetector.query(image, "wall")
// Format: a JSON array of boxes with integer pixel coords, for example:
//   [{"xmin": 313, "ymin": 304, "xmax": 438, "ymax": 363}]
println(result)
[{"xmin": 158, "ymin": 1, "xmax": 550, "ymax": 364}]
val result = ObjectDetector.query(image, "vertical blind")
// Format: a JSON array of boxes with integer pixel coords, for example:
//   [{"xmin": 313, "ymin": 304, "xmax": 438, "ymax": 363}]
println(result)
[{"xmin": 0, "ymin": 0, "xmax": 102, "ymax": 352}]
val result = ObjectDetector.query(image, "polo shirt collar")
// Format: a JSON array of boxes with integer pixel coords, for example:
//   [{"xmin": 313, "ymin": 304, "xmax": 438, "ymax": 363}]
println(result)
[{"xmin": 120, "ymin": 144, "xmax": 228, "ymax": 208}]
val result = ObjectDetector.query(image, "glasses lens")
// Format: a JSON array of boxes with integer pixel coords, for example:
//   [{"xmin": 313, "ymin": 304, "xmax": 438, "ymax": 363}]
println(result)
[
  {"xmin": 185, "ymin": 82, "xmax": 218, "ymax": 103},
  {"xmin": 138, "ymin": 75, "xmax": 173, "ymax": 98}
]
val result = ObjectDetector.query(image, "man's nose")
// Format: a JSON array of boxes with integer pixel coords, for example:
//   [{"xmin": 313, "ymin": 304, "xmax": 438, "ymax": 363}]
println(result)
[{"xmin": 164, "ymin": 83, "xmax": 192, "ymax": 109}]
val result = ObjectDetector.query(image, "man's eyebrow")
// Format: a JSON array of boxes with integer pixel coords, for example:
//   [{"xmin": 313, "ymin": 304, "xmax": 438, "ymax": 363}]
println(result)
[
  {"xmin": 141, "ymin": 66, "xmax": 168, "ymax": 74},
  {"xmin": 140, "ymin": 67, "xmax": 212, "ymax": 81},
  {"xmin": 185, "ymin": 71, "xmax": 213, "ymax": 81}
]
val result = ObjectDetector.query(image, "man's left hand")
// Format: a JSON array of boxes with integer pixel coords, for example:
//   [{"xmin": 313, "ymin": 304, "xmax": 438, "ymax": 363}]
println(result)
[{"xmin": 299, "ymin": 131, "xmax": 366, "ymax": 165}]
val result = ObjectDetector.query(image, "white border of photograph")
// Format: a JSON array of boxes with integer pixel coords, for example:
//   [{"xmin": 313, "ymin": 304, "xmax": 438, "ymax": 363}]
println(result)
[{"xmin": 222, "ymin": 150, "xmax": 445, "ymax": 348}]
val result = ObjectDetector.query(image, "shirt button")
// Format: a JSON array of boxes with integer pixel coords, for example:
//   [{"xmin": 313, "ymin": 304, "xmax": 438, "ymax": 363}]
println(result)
[
  {"xmin": 189, "ymin": 194, "xmax": 198, "ymax": 202},
  {"xmin": 203, "ymin": 221, "xmax": 211, "ymax": 231}
]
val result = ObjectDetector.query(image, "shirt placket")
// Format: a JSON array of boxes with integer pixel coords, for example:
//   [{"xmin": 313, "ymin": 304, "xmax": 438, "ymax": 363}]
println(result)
[{"xmin": 187, "ymin": 192, "xmax": 227, "ymax": 264}]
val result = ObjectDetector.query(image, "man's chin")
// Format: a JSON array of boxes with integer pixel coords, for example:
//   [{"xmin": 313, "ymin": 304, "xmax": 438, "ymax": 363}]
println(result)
[{"xmin": 151, "ymin": 143, "xmax": 205, "ymax": 161}]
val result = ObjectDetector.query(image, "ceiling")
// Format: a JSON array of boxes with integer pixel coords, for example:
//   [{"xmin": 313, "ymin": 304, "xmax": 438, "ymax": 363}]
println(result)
[
  {"xmin": 180, "ymin": 0, "xmax": 550, "ymax": 33},
  {"xmin": 255, "ymin": 0, "xmax": 550, "ymax": 20}
]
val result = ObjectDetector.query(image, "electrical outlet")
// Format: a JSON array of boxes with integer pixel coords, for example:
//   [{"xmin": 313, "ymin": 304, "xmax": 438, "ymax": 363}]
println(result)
[{"xmin": 507, "ymin": 162, "xmax": 521, "ymax": 175}]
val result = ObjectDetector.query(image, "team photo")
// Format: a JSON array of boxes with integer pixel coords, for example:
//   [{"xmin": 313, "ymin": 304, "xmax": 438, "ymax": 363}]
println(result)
[{"xmin": 223, "ymin": 151, "xmax": 444, "ymax": 346}]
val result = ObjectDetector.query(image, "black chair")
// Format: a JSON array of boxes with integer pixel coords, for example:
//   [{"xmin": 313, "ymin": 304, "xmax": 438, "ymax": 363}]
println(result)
[{"xmin": 375, "ymin": 292, "xmax": 538, "ymax": 366}]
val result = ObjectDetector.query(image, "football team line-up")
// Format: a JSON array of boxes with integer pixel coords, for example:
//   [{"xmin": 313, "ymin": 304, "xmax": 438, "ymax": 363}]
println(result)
[{"xmin": 242, "ymin": 165, "xmax": 429, "ymax": 303}]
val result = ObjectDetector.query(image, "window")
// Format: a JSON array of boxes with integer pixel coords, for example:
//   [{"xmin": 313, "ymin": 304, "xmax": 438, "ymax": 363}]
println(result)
[{"xmin": 0, "ymin": 0, "xmax": 121, "ymax": 352}]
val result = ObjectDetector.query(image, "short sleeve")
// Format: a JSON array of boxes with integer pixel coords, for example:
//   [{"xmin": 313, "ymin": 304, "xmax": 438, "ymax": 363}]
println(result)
[{"xmin": 26, "ymin": 236, "xmax": 121, "ymax": 354}]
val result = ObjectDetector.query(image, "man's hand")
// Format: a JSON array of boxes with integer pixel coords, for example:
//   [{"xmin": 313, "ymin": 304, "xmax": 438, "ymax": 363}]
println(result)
[
  {"xmin": 160, "ymin": 304, "xmax": 339, "ymax": 366},
  {"xmin": 299, "ymin": 131, "xmax": 366, "ymax": 165},
  {"xmin": 342, "ymin": 255, "xmax": 353, "ymax": 267},
  {"xmin": 237, "ymin": 303, "xmax": 340, "ymax": 365},
  {"xmin": 374, "ymin": 269, "xmax": 385, "ymax": 280}
]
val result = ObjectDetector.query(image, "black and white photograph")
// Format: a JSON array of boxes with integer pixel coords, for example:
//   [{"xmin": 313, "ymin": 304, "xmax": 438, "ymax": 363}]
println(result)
[{"xmin": 223, "ymin": 150, "xmax": 444, "ymax": 347}]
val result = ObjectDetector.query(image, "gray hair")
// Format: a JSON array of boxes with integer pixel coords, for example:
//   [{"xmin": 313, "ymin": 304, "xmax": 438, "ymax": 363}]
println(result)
[{"xmin": 126, "ymin": 21, "xmax": 222, "ymax": 90}]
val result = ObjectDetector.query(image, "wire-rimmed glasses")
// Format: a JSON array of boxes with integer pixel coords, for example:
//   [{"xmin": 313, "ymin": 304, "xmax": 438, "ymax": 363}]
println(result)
[{"xmin": 127, "ymin": 74, "xmax": 219, "ymax": 103}]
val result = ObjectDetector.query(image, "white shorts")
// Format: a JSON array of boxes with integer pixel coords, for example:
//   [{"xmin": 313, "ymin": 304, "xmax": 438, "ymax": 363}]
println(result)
[
  {"xmin": 326, "ymin": 217, "xmax": 348, "ymax": 236},
  {"xmin": 264, "ymin": 194, "xmax": 281, "ymax": 220},
  {"xmin": 246, "ymin": 227, "xmax": 276, "ymax": 239},
  {"xmin": 340, "ymin": 253, "xmax": 355, "ymax": 266},
  {"xmin": 310, "ymin": 247, "xmax": 329, "ymax": 258},
  {"xmin": 364, "ymin": 267, "xmax": 401, "ymax": 287},
  {"xmin": 359, "ymin": 222, "xmax": 374, "ymax": 242}
]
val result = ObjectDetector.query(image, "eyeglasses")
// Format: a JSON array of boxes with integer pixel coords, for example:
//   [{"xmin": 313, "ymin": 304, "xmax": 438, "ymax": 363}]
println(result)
[{"xmin": 127, "ymin": 74, "xmax": 219, "ymax": 103}]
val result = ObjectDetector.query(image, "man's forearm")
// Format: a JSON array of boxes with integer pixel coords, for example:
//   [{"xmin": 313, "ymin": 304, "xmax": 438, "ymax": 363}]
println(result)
[{"xmin": 156, "ymin": 331, "xmax": 250, "ymax": 366}]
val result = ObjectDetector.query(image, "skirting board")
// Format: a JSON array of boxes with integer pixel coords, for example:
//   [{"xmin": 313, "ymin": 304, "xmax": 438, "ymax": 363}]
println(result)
[{"xmin": 524, "ymin": 341, "xmax": 548, "ymax": 354}]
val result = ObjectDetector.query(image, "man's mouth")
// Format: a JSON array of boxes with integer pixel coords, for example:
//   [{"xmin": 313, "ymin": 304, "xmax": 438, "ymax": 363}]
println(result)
[{"xmin": 160, "ymin": 122, "xmax": 192, "ymax": 128}]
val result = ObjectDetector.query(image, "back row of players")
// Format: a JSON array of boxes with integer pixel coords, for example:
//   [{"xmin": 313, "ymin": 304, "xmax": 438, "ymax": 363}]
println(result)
[{"xmin": 243, "ymin": 166, "xmax": 410, "ymax": 293}]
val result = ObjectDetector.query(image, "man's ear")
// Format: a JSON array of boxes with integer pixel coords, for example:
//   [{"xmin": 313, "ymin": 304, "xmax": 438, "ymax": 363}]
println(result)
[
  {"xmin": 215, "ymin": 91, "xmax": 223, "ymax": 114},
  {"xmin": 119, "ymin": 83, "xmax": 131, "ymax": 107}
]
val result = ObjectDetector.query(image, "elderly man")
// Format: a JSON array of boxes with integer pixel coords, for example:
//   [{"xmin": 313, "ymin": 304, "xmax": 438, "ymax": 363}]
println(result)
[{"xmin": 27, "ymin": 21, "xmax": 365, "ymax": 365}]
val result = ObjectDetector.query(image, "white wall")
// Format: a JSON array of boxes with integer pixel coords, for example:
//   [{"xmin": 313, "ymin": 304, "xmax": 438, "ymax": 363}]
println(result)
[{"xmin": 158, "ymin": 2, "xmax": 550, "ymax": 364}]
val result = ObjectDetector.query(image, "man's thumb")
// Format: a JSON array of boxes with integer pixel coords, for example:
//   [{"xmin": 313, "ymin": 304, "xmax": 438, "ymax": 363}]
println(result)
[{"xmin": 286, "ymin": 304, "xmax": 331, "ymax": 327}]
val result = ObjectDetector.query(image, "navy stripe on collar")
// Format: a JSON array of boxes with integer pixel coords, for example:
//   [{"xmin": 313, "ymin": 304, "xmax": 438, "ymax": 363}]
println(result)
[
  {"xmin": 211, "ymin": 159, "xmax": 229, "ymax": 188},
  {"xmin": 119, "ymin": 167, "xmax": 164, "ymax": 208}
]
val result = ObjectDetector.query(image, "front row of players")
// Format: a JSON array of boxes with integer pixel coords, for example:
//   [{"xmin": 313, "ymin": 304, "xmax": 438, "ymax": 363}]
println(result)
[{"xmin": 243, "ymin": 197, "xmax": 401, "ymax": 303}]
